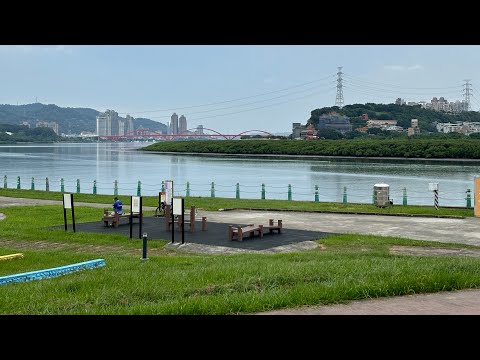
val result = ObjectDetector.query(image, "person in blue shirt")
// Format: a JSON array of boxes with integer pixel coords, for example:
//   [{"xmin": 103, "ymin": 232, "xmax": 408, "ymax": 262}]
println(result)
[{"xmin": 112, "ymin": 197, "xmax": 123, "ymax": 215}]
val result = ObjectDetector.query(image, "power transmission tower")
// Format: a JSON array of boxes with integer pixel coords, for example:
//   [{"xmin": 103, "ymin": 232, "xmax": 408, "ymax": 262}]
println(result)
[
  {"xmin": 335, "ymin": 66, "xmax": 344, "ymax": 109},
  {"xmin": 463, "ymin": 79, "xmax": 472, "ymax": 112}
]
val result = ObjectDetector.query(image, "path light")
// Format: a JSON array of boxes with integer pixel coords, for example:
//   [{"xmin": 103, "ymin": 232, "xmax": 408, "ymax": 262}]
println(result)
[{"xmin": 141, "ymin": 233, "xmax": 148, "ymax": 261}]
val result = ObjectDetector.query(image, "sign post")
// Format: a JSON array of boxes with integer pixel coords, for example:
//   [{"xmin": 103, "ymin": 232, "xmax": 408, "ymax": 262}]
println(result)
[
  {"xmin": 165, "ymin": 180, "xmax": 174, "ymax": 204},
  {"xmin": 172, "ymin": 197, "xmax": 185, "ymax": 244},
  {"xmin": 130, "ymin": 196, "xmax": 143, "ymax": 239},
  {"xmin": 62, "ymin": 193, "xmax": 75, "ymax": 232}
]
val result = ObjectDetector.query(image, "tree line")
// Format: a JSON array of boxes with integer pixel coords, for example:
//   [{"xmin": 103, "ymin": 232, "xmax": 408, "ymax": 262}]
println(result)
[{"xmin": 143, "ymin": 139, "xmax": 480, "ymax": 159}]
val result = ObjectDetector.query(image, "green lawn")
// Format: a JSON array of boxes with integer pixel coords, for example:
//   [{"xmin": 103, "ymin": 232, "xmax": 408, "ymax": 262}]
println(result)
[
  {"xmin": 0, "ymin": 188, "xmax": 473, "ymax": 217},
  {"xmin": 1, "ymin": 202, "xmax": 480, "ymax": 314}
]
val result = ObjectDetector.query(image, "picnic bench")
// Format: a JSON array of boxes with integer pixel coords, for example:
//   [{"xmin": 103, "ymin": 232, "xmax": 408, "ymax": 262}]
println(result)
[
  {"xmin": 228, "ymin": 224, "xmax": 263, "ymax": 241},
  {"xmin": 264, "ymin": 219, "xmax": 282, "ymax": 234},
  {"xmin": 165, "ymin": 205, "xmax": 207, "ymax": 232},
  {"xmin": 102, "ymin": 209, "xmax": 143, "ymax": 228}
]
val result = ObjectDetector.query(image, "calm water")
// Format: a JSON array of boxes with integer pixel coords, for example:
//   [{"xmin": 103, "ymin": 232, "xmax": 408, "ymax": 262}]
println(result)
[{"xmin": 1, "ymin": 142, "xmax": 479, "ymax": 207}]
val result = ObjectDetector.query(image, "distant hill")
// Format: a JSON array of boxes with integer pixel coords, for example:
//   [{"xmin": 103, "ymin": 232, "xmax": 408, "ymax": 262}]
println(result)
[{"xmin": 0, "ymin": 103, "xmax": 167, "ymax": 135}]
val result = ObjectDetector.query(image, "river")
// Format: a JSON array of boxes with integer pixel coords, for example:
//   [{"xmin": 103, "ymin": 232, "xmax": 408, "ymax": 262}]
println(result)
[{"xmin": 0, "ymin": 142, "xmax": 478, "ymax": 207}]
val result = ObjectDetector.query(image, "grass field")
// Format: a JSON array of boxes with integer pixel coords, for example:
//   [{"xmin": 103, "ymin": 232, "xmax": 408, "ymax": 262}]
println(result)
[{"xmin": 1, "ymin": 198, "xmax": 480, "ymax": 314}]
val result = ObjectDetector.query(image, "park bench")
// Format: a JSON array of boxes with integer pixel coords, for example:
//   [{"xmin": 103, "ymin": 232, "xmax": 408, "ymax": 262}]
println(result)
[
  {"xmin": 102, "ymin": 209, "xmax": 142, "ymax": 228},
  {"xmin": 164, "ymin": 205, "xmax": 207, "ymax": 232},
  {"xmin": 228, "ymin": 224, "xmax": 263, "ymax": 241},
  {"xmin": 263, "ymin": 219, "xmax": 282, "ymax": 234}
]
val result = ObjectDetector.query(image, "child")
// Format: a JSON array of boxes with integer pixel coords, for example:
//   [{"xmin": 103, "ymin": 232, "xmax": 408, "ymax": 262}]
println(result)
[{"xmin": 111, "ymin": 197, "xmax": 123, "ymax": 215}]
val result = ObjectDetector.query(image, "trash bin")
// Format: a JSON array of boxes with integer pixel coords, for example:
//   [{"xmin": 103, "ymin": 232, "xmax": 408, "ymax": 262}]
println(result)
[{"xmin": 374, "ymin": 183, "xmax": 390, "ymax": 207}]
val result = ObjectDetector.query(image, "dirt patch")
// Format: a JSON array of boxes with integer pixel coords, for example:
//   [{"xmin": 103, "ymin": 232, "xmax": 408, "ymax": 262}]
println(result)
[{"xmin": 390, "ymin": 245, "xmax": 480, "ymax": 258}]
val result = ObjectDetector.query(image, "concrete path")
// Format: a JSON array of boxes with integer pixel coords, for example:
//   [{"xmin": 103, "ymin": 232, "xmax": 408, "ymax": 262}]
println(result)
[{"xmin": 2, "ymin": 195, "xmax": 480, "ymax": 315}]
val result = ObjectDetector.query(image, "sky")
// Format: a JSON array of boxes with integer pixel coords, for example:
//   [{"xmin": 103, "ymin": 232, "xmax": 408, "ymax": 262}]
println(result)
[{"xmin": 0, "ymin": 45, "xmax": 479, "ymax": 134}]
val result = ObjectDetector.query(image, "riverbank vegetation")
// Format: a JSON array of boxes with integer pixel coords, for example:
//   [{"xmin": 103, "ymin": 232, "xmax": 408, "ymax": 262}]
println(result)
[
  {"xmin": 1, "ymin": 204, "xmax": 480, "ymax": 314},
  {"xmin": 142, "ymin": 139, "xmax": 480, "ymax": 159}
]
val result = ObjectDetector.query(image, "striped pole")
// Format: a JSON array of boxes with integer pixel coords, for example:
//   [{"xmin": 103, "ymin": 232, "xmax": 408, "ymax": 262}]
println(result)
[
  {"xmin": 466, "ymin": 189, "xmax": 472, "ymax": 208},
  {"xmin": 434, "ymin": 189, "xmax": 438, "ymax": 210},
  {"xmin": 261, "ymin": 183, "xmax": 266, "ymax": 200},
  {"xmin": 31, "ymin": 177, "xmax": 35, "ymax": 191},
  {"xmin": 76, "ymin": 179, "xmax": 80, "ymax": 194},
  {"xmin": 343, "ymin": 186, "xmax": 347, "ymax": 204},
  {"xmin": 93, "ymin": 180, "xmax": 97, "ymax": 195},
  {"xmin": 45, "ymin": 177, "xmax": 49, "ymax": 192},
  {"xmin": 3, "ymin": 175, "xmax": 6, "ymax": 189},
  {"xmin": 236, "ymin": 183, "xmax": 240, "ymax": 199},
  {"xmin": 314, "ymin": 185, "xmax": 319, "ymax": 202},
  {"xmin": 60, "ymin": 178, "xmax": 64, "ymax": 193},
  {"xmin": 114, "ymin": 180, "xmax": 118, "ymax": 196},
  {"xmin": 402, "ymin": 187, "xmax": 407, "ymax": 206},
  {"xmin": 186, "ymin": 181, "xmax": 190, "ymax": 197},
  {"xmin": 137, "ymin": 181, "xmax": 141, "ymax": 196},
  {"xmin": 17, "ymin": 176, "xmax": 20, "ymax": 190},
  {"xmin": 288, "ymin": 184, "xmax": 292, "ymax": 201},
  {"xmin": 210, "ymin": 182, "xmax": 215, "ymax": 198}
]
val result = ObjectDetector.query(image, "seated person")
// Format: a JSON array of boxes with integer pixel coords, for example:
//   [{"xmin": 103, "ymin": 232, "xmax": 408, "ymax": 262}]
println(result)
[{"xmin": 111, "ymin": 197, "xmax": 123, "ymax": 216}]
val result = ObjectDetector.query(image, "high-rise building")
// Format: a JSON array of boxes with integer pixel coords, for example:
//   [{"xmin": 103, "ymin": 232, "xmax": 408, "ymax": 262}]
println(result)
[
  {"xmin": 179, "ymin": 115, "xmax": 187, "ymax": 134},
  {"xmin": 96, "ymin": 109, "xmax": 134, "ymax": 136},
  {"xmin": 36, "ymin": 121, "xmax": 59, "ymax": 135},
  {"xmin": 170, "ymin": 113, "xmax": 179, "ymax": 135}
]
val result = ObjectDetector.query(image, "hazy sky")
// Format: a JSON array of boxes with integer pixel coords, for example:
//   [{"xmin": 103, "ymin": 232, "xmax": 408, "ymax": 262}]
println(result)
[{"xmin": 1, "ymin": 45, "xmax": 479, "ymax": 134}]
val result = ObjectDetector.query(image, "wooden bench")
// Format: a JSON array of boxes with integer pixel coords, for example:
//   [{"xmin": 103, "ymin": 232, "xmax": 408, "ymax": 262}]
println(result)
[
  {"xmin": 165, "ymin": 205, "xmax": 207, "ymax": 232},
  {"xmin": 263, "ymin": 219, "xmax": 282, "ymax": 234},
  {"xmin": 228, "ymin": 224, "xmax": 263, "ymax": 241},
  {"xmin": 102, "ymin": 209, "xmax": 142, "ymax": 228}
]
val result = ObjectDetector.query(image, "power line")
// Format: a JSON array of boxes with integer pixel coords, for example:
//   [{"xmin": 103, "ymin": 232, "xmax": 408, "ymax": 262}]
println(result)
[
  {"xmin": 119, "ymin": 74, "xmax": 336, "ymax": 115},
  {"xmin": 140, "ymin": 82, "xmax": 337, "ymax": 120},
  {"xmin": 345, "ymin": 80, "xmax": 462, "ymax": 96},
  {"xmin": 343, "ymin": 73, "xmax": 462, "ymax": 90},
  {"xmin": 149, "ymin": 87, "xmax": 337, "ymax": 122}
]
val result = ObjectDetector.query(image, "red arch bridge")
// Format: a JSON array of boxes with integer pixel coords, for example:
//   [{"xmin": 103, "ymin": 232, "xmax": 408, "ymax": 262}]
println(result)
[{"xmin": 98, "ymin": 128, "xmax": 275, "ymax": 141}]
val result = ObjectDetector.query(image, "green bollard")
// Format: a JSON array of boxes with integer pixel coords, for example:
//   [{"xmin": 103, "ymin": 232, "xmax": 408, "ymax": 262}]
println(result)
[
  {"xmin": 186, "ymin": 181, "xmax": 190, "ymax": 197},
  {"xmin": 314, "ymin": 185, "xmax": 319, "ymax": 202},
  {"xmin": 288, "ymin": 184, "xmax": 292, "ymax": 201},
  {"xmin": 45, "ymin": 177, "xmax": 49, "ymax": 192},
  {"xmin": 60, "ymin": 178, "xmax": 64, "ymax": 193},
  {"xmin": 76, "ymin": 179, "xmax": 80, "ymax": 194},
  {"xmin": 93, "ymin": 180, "xmax": 97, "ymax": 195},
  {"xmin": 343, "ymin": 186, "xmax": 347, "ymax": 204},
  {"xmin": 261, "ymin": 183, "xmax": 266, "ymax": 200},
  {"xmin": 17, "ymin": 176, "xmax": 20, "ymax": 190},
  {"xmin": 137, "ymin": 181, "xmax": 141, "ymax": 196},
  {"xmin": 3, "ymin": 175, "xmax": 6, "ymax": 189},
  {"xmin": 403, "ymin": 187, "xmax": 407, "ymax": 206},
  {"xmin": 161, "ymin": 181, "xmax": 165, "ymax": 192},
  {"xmin": 466, "ymin": 189, "xmax": 472, "ymax": 208},
  {"xmin": 210, "ymin": 182, "xmax": 215, "ymax": 198},
  {"xmin": 31, "ymin": 177, "xmax": 35, "ymax": 191},
  {"xmin": 114, "ymin": 180, "xmax": 118, "ymax": 196},
  {"xmin": 236, "ymin": 183, "xmax": 240, "ymax": 199}
]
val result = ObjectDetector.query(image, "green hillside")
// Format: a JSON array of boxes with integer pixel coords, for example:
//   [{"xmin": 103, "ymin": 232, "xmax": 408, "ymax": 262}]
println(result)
[
  {"xmin": 0, "ymin": 103, "xmax": 167, "ymax": 135},
  {"xmin": 307, "ymin": 103, "xmax": 480, "ymax": 132}
]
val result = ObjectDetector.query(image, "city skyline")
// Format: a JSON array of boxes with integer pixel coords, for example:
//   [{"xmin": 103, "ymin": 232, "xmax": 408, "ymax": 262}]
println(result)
[{"xmin": 1, "ymin": 45, "xmax": 479, "ymax": 133}]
